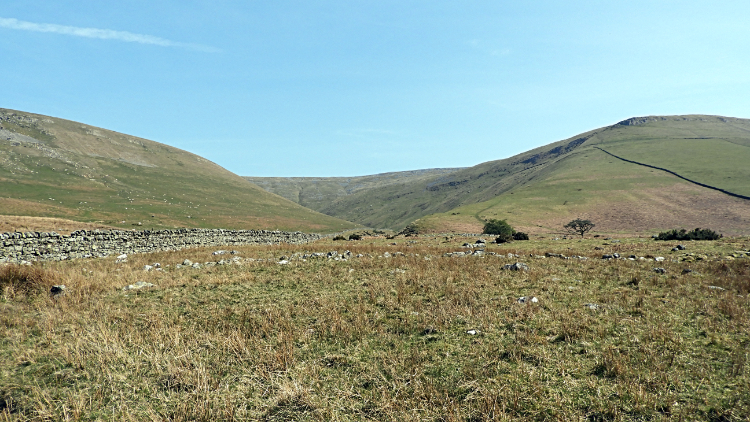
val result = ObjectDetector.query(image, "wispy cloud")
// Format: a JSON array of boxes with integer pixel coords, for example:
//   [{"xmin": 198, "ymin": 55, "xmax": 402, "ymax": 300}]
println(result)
[{"xmin": 0, "ymin": 17, "xmax": 219, "ymax": 52}]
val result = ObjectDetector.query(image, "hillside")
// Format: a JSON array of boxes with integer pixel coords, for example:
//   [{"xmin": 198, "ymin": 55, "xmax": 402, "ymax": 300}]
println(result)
[
  {"xmin": 257, "ymin": 115, "xmax": 750, "ymax": 234},
  {"xmin": 0, "ymin": 108, "xmax": 357, "ymax": 233},
  {"xmin": 244, "ymin": 168, "xmax": 464, "ymax": 212}
]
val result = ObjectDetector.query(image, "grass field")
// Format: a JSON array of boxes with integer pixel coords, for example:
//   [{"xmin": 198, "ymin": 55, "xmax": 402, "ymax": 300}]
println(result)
[{"xmin": 2, "ymin": 235, "xmax": 749, "ymax": 420}]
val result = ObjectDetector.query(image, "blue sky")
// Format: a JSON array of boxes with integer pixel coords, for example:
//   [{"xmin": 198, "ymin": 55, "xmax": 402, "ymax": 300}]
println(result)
[{"xmin": 2, "ymin": 1, "xmax": 749, "ymax": 177}]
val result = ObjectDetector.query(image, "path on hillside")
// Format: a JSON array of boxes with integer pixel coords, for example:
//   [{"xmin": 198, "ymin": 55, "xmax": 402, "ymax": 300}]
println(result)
[{"xmin": 594, "ymin": 147, "xmax": 750, "ymax": 201}]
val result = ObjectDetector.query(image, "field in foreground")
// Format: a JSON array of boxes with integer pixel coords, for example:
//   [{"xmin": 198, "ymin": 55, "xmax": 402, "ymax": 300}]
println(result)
[{"xmin": 1, "ymin": 235, "xmax": 749, "ymax": 421}]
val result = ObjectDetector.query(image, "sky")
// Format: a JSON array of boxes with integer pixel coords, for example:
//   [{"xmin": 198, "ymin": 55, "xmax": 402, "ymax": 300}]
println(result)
[{"xmin": 2, "ymin": 1, "xmax": 750, "ymax": 177}]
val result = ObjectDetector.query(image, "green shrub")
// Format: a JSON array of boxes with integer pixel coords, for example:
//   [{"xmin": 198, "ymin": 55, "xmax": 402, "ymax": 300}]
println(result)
[
  {"xmin": 495, "ymin": 233, "xmax": 513, "ymax": 244},
  {"xmin": 348, "ymin": 234, "xmax": 362, "ymax": 241},
  {"xmin": 513, "ymin": 232, "xmax": 529, "ymax": 241},
  {"xmin": 483, "ymin": 219, "xmax": 513, "ymax": 236},
  {"xmin": 332, "ymin": 235, "xmax": 347, "ymax": 241},
  {"xmin": 655, "ymin": 228, "xmax": 722, "ymax": 241}
]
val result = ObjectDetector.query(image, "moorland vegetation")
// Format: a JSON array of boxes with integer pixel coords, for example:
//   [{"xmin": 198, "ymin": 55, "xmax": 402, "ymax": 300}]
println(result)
[{"xmin": 1, "ymin": 234, "xmax": 749, "ymax": 420}]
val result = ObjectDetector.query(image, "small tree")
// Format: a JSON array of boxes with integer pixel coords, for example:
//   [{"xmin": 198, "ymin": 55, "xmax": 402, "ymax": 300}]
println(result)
[{"xmin": 564, "ymin": 218, "xmax": 595, "ymax": 238}]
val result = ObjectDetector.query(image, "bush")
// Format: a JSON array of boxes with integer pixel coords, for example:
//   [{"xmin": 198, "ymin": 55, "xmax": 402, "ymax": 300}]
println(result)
[
  {"xmin": 348, "ymin": 234, "xmax": 362, "ymax": 241},
  {"xmin": 332, "ymin": 235, "xmax": 347, "ymax": 241},
  {"xmin": 495, "ymin": 233, "xmax": 513, "ymax": 244},
  {"xmin": 483, "ymin": 219, "xmax": 513, "ymax": 236},
  {"xmin": 513, "ymin": 232, "xmax": 529, "ymax": 241},
  {"xmin": 655, "ymin": 228, "xmax": 722, "ymax": 241},
  {"xmin": 484, "ymin": 219, "xmax": 527, "ymax": 243}
]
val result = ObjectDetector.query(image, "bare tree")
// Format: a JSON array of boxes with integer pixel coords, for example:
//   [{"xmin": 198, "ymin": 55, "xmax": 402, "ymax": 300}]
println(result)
[{"xmin": 564, "ymin": 218, "xmax": 595, "ymax": 238}]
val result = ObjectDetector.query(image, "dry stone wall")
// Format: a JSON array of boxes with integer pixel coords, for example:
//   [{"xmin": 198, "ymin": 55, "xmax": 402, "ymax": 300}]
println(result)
[{"xmin": 0, "ymin": 228, "xmax": 323, "ymax": 263}]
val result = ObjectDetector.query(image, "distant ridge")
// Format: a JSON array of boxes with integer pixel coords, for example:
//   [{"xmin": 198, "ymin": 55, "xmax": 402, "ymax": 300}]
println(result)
[
  {"xmin": 245, "ymin": 167, "xmax": 464, "ymax": 211},
  {"xmin": 248, "ymin": 115, "xmax": 750, "ymax": 235}
]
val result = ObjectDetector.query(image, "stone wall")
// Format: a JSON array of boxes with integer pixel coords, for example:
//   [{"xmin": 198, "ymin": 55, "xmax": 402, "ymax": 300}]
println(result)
[{"xmin": 0, "ymin": 228, "xmax": 323, "ymax": 263}]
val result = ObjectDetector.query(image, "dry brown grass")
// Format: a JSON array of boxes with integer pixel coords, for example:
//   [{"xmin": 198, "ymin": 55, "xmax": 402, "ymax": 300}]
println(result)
[
  {"xmin": 0, "ymin": 215, "xmax": 118, "ymax": 235},
  {"xmin": 1, "ymin": 236, "xmax": 749, "ymax": 420}
]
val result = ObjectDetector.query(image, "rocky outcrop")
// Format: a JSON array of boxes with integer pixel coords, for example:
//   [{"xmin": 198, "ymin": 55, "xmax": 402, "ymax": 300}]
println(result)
[{"xmin": 0, "ymin": 228, "xmax": 322, "ymax": 263}]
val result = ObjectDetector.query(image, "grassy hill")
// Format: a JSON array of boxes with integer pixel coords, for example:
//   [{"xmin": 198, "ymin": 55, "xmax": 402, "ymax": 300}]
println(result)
[
  {"xmin": 261, "ymin": 115, "xmax": 750, "ymax": 234},
  {"xmin": 0, "ymin": 108, "xmax": 357, "ymax": 233},
  {"xmin": 244, "ymin": 168, "xmax": 464, "ymax": 212}
]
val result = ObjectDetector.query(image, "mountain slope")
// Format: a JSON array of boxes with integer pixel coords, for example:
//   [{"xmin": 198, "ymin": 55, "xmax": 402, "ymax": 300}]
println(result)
[
  {"xmin": 244, "ymin": 168, "xmax": 464, "ymax": 212},
  {"xmin": 0, "ymin": 108, "xmax": 357, "ymax": 232},
  {"xmin": 258, "ymin": 115, "xmax": 750, "ymax": 233}
]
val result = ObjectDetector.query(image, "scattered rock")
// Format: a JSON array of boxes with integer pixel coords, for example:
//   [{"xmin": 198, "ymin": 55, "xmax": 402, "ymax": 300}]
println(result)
[
  {"xmin": 653, "ymin": 268, "xmax": 667, "ymax": 274},
  {"xmin": 503, "ymin": 262, "xmax": 529, "ymax": 271},
  {"xmin": 116, "ymin": 254, "xmax": 127, "ymax": 260},
  {"xmin": 277, "ymin": 260, "xmax": 289, "ymax": 265},
  {"xmin": 583, "ymin": 303, "xmax": 599, "ymax": 310},
  {"xmin": 517, "ymin": 296, "xmax": 538, "ymax": 304},
  {"xmin": 655, "ymin": 257, "xmax": 665, "ymax": 262},
  {"xmin": 708, "ymin": 285, "xmax": 726, "ymax": 291},
  {"xmin": 182, "ymin": 259, "xmax": 193, "ymax": 266},
  {"xmin": 466, "ymin": 329, "xmax": 480, "ymax": 335}
]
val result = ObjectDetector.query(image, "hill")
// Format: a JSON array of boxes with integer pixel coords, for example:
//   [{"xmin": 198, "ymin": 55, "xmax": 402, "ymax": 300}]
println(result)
[
  {"xmin": 244, "ymin": 168, "xmax": 464, "ymax": 212},
  {"xmin": 0, "ymin": 108, "xmax": 357, "ymax": 233},
  {"xmin": 253, "ymin": 115, "xmax": 750, "ymax": 234}
]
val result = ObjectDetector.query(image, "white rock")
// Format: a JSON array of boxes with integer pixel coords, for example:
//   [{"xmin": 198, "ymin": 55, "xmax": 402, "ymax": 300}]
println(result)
[
  {"xmin": 123, "ymin": 281, "xmax": 155, "ymax": 291},
  {"xmin": 655, "ymin": 257, "xmax": 665, "ymax": 262},
  {"xmin": 277, "ymin": 260, "xmax": 289, "ymax": 265},
  {"xmin": 116, "ymin": 254, "xmax": 128, "ymax": 260}
]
